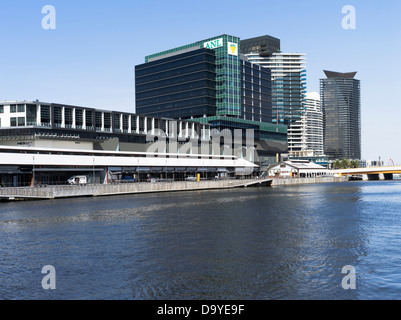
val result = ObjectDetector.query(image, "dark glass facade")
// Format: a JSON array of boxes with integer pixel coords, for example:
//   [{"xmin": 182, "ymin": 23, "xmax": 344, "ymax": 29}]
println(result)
[
  {"xmin": 134, "ymin": 34, "xmax": 288, "ymax": 166},
  {"xmin": 144, "ymin": 35, "xmax": 242, "ymax": 117},
  {"xmin": 320, "ymin": 71, "xmax": 361, "ymax": 160},
  {"xmin": 135, "ymin": 35, "xmax": 275, "ymax": 123},
  {"xmin": 135, "ymin": 48, "xmax": 217, "ymax": 119},
  {"xmin": 241, "ymin": 60, "xmax": 272, "ymax": 123},
  {"xmin": 273, "ymin": 71, "xmax": 306, "ymax": 125},
  {"xmin": 135, "ymin": 40, "xmax": 273, "ymax": 124},
  {"xmin": 240, "ymin": 35, "xmax": 281, "ymax": 56}
]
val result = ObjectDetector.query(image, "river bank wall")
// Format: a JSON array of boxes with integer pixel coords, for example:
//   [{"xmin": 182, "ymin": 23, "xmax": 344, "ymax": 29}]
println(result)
[
  {"xmin": 271, "ymin": 176, "xmax": 348, "ymax": 186},
  {"xmin": 0, "ymin": 178, "xmax": 272, "ymax": 201},
  {"xmin": 0, "ymin": 176, "xmax": 351, "ymax": 201}
]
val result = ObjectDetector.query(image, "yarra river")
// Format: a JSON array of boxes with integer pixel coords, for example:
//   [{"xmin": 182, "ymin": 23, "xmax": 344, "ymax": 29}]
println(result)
[{"xmin": 1, "ymin": 180, "xmax": 401, "ymax": 300}]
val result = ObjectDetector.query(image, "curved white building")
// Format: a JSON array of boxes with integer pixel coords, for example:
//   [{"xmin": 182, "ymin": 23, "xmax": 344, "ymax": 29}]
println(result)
[
  {"xmin": 304, "ymin": 92, "xmax": 324, "ymax": 155},
  {"xmin": 288, "ymin": 92, "xmax": 324, "ymax": 156}
]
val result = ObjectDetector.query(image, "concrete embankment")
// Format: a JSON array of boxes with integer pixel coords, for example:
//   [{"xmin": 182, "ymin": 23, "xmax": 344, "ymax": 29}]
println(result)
[
  {"xmin": 0, "ymin": 178, "xmax": 272, "ymax": 201},
  {"xmin": 271, "ymin": 176, "xmax": 347, "ymax": 186},
  {"xmin": 0, "ymin": 177, "xmax": 349, "ymax": 201}
]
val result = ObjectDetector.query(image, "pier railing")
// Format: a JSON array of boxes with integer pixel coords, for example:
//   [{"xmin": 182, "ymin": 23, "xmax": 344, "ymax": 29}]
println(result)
[{"xmin": 0, "ymin": 178, "xmax": 273, "ymax": 200}]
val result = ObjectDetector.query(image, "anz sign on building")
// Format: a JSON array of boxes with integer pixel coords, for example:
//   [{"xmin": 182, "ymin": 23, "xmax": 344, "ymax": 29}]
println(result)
[
  {"xmin": 202, "ymin": 35, "xmax": 241, "ymax": 116},
  {"xmin": 203, "ymin": 38, "xmax": 223, "ymax": 50},
  {"xmin": 203, "ymin": 38, "xmax": 238, "ymax": 56}
]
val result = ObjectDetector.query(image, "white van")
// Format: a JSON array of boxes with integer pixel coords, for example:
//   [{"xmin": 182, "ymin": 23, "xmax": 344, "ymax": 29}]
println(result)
[{"xmin": 67, "ymin": 175, "xmax": 87, "ymax": 185}]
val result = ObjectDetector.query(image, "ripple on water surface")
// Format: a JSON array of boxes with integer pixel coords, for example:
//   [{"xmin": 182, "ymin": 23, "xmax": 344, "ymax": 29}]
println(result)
[{"xmin": 1, "ymin": 181, "xmax": 401, "ymax": 299}]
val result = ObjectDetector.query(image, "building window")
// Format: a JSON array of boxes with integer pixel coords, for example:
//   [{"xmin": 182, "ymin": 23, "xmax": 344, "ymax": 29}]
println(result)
[
  {"xmin": 131, "ymin": 115, "xmax": 137, "ymax": 132},
  {"xmin": 95, "ymin": 112, "xmax": 102, "ymax": 130},
  {"xmin": 104, "ymin": 113, "xmax": 111, "ymax": 130},
  {"xmin": 139, "ymin": 117, "xmax": 145, "ymax": 133},
  {"xmin": 113, "ymin": 114, "xmax": 121, "ymax": 132},
  {"xmin": 40, "ymin": 105, "xmax": 51, "ymax": 125},
  {"xmin": 54, "ymin": 106, "xmax": 62, "ymax": 126},
  {"xmin": 17, "ymin": 104, "xmax": 25, "ymax": 113},
  {"xmin": 154, "ymin": 118, "xmax": 160, "ymax": 130},
  {"xmin": 26, "ymin": 104, "xmax": 37, "ymax": 125},
  {"xmin": 10, "ymin": 117, "xmax": 17, "ymax": 127},
  {"xmin": 122, "ymin": 114, "xmax": 129, "ymax": 132},
  {"xmin": 18, "ymin": 117, "xmax": 25, "ymax": 126},
  {"xmin": 147, "ymin": 117, "xmax": 152, "ymax": 133},
  {"xmin": 0, "ymin": 106, "xmax": 4, "ymax": 113},
  {"xmin": 75, "ymin": 109, "xmax": 83, "ymax": 127},
  {"xmin": 161, "ymin": 119, "xmax": 167, "ymax": 133},
  {"xmin": 10, "ymin": 105, "xmax": 17, "ymax": 113},
  {"xmin": 86, "ymin": 110, "xmax": 93, "ymax": 129},
  {"xmin": 64, "ymin": 108, "xmax": 73, "ymax": 127}
]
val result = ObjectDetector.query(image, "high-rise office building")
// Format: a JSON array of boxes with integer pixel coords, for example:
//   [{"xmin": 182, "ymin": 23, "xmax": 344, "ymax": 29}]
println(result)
[
  {"xmin": 241, "ymin": 36, "xmax": 306, "ymax": 126},
  {"xmin": 136, "ymin": 35, "xmax": 242, "ymax": 119},
  {"xmin": 244, "ymin": 52, "xmax": 307, "ymax": 125},
  {"xmin": 240, "ymin": 56, "xmax": 272, "ymax": 123},
  {"xmin": 135, "ymin": 34, "xmax": 288, "ymax": 168},
  {"xmin": 135, "ymin": 47, "xmax": 217, "ymax": 119},
  {"xmin": 288, "ymin": 92, "xmax": 324, "ymax": 156},
  {"xmin": 135, "ymin": 35, "xmax": 274, "ymax": 123},
  {"xmin": 303, "ymin": 92, "xmax": 324, "ymax": 155},
  {"xmin": 320, "ymin": 70, "xmax": 361, "ymax": 160}
]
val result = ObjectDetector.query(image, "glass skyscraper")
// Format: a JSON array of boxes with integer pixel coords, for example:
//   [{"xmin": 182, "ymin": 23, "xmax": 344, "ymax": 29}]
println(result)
[
  {"xmin": 136, "ymin": 48, "xmax": 217, "ymax": 119},
  {"xmin": 288, "ymin": 92, "xmax": 324, "ymax": 156},
  {"xmin": 240, "ymin": 35, "xmax": 306, "ymax": 126},
  {"xmin": 320, "ymin": 70, "xmax": 361, "ymax": 160},
  {"xmin": 137, "ymin": 35, "xmax": 241, "ymax": 118},
  {"xmin": 134, "ymin": 34, "xmax": 288, "ymax": 168},
  {"xmin": 240, "ymin": 58, "xmax": 272, "ymax": 123},
  {"xmin": 243, "ymin": 52, "xmax": 307, "ymax": 126}
]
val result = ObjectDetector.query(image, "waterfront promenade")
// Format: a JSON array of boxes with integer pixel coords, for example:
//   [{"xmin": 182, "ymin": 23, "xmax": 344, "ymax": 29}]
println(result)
[
  {"xmin": 0, "ymin": 176, "xmax": 350, "ymax": 201},
  {"xmin": 0, "ymin": 178, "xmax": 273, "ymax": 201}
]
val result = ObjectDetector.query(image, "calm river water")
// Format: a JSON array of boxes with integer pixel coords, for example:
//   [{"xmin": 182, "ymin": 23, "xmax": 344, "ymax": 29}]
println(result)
[{"xmin": 1, "ymin": 180, "xmax": 401, "ymax": 300}]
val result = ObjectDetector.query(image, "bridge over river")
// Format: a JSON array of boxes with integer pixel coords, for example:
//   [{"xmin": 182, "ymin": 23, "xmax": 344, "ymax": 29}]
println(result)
[{"xmin": 335, "ymin": 166, "xmax": 401, "ymax": 181}]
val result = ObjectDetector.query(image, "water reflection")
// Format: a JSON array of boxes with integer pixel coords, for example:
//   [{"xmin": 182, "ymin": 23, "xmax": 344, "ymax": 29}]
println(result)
[{"xmin": 1, "ymin": 181, "xmax": 401, "ymax": 299}]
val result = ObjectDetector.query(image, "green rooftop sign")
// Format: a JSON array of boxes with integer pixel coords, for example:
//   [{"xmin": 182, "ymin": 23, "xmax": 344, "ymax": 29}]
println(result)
[{"xmin": 203, "ymin": 38, "xmax": 223, "ymax": 50}]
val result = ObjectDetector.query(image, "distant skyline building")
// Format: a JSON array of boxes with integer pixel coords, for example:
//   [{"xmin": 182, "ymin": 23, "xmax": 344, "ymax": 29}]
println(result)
[
  {"xmin": 241, "ymin": 35, "xmax": 307, "ymax": 167},
  {"xmin": 303, "ymin": 92, "xmax": 324, "ymax": 155},
  {"xmin": 244, "ymin": 52, "xmax": 307, "ymax": 126},
  {"xmin": 287, "ymin": 119, "xmax": 302, "ymax": 154},
  {"xmin": 241, "ymin": 35, "xmax": 306, "ymax": 126},
  {"xmin": 287, "ymin": 92, "xmax": 324, "ymax": 156},
  {"xmin": 240, "ymin": 35, "xmax": 281, "ymax": 57},
  {"xmin": 320, "ymin": 70, "xmax": 361, "ymax": 160}
]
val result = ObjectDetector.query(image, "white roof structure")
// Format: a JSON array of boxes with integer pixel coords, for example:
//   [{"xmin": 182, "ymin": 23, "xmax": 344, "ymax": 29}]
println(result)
[
  {"xmin": 282, "ymin": 160, "xmax": 326, "ymax": 170},
  {"xmin": 267, "ymin": 160, "xmax": 329, "ymax": 177},
  {"xmin": 0, "ymin": 145, "xmax": 257, "ymax": 170}
]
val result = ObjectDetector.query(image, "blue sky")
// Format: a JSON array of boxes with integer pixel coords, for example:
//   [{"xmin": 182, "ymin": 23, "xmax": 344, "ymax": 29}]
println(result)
[{"xmin": 1, "ymin": 0, "xmax": 400, "ymax": 163}]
